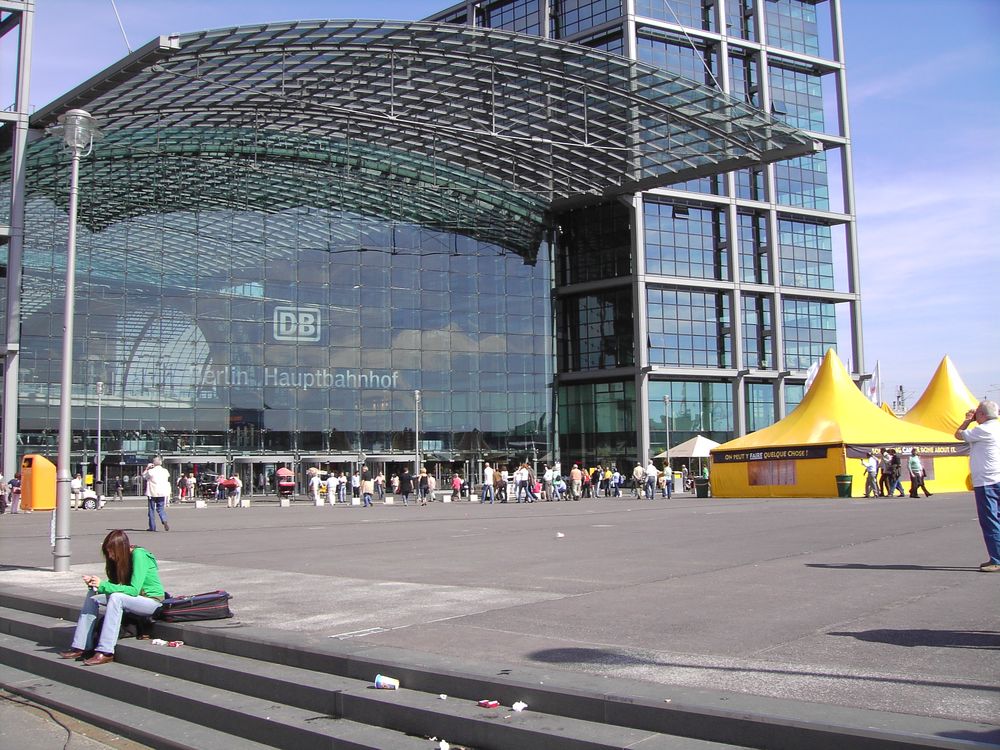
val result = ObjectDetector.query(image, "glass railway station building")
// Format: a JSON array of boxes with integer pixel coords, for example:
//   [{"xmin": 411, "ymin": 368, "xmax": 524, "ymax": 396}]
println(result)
[{"xmin": 0, "ymin": 0, "xmax": 862, "ymax": 488}]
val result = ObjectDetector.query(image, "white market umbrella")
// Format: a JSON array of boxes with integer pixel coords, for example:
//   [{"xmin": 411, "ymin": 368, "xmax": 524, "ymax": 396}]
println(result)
[{"xmin": 654, "ymin": 434, "xmax": 720, "ymax": 459}]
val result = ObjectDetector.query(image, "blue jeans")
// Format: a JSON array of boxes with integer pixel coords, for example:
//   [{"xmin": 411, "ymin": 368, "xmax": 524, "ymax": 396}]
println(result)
[
  {"xmin": 974, "ymin": 482, "xmax": 1000, "ymax": 564},
  {"xmin": 71, "ymin": 591, "xmax": 162, "ymax": 654},
  {"xmin": 645, "ymin": 477, "xmax": 655, "ymax": 499},
  {"xmin": 482, "ymin": 484, "xmax": 494, "ymax": 504},
  {"xmin": 363, "ymin": 492, "xmax": 373, "ymax": 507},
  {"xmin": 147, "ymin": 496, "xmax": 168, "ymax": 530}
]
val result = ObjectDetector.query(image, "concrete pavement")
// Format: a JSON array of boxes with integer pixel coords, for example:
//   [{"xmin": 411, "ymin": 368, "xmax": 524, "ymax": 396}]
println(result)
[{"xmin": 1, "ymin": 491, "xmax": 998, "ymax": 734}]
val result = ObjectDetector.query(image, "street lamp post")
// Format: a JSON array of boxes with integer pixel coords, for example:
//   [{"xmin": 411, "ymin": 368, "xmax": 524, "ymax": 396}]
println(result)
[
  {"xmin": 414, "ymin": 390, "xmax": 421, "ymax": 477},
  {"xmin": 96, "ymin": 380, "xmax": 103, "ymax": 502},
  {"xmin": 663, "ymin": 394, "xmax": 672, "ymax": 498},
  {"xmin": 53, "ymin": 109, "xmax": 99, "ymax": 572}
]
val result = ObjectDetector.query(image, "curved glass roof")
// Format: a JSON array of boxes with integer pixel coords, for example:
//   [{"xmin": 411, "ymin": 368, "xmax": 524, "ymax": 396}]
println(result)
[{"xmin": 25, "ymin": 19, "xmax": 818, "ymax": 258}]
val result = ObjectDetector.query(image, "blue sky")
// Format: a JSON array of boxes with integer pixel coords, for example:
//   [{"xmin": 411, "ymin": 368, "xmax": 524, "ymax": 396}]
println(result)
[{"xmin": 20, "ymin": 0, "xmax": 1000, "ymax": 406}]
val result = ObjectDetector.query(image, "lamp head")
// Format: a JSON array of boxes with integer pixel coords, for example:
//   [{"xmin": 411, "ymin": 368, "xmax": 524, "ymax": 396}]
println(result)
[{"xmin": 55, "ymin": 109, "xmax": 100, "ymax": 150}]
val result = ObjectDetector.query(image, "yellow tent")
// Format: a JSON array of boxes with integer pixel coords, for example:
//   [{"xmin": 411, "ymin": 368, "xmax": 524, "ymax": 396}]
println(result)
[
  {"xmin": 902, "ymin": 355, "xmax": 979, "ymax": 434},
  {"xmin": 710, "ymin": 350, "xmax": 970, "ymax": 498},
  {"xmin": 880, "ymin": 402, "xmax": 897, "ymax": 417}
]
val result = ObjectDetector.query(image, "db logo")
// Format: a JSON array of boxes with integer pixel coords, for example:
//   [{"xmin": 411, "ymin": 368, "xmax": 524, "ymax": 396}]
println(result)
[{"xmin": 273, "ymin": 306, "xmax": 321, "ymax": 342}]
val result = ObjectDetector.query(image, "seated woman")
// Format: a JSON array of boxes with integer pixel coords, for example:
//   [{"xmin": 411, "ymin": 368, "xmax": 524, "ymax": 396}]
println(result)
[{"xmin": 58, "ymin": 529, "xmax": 165, "ymax": 666}]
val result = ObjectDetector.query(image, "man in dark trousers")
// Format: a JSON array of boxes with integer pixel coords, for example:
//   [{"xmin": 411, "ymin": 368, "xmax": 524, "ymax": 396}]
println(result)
[{"xmin": 956, "ymin": 400, "xmax": 1000, "ymax": 572}]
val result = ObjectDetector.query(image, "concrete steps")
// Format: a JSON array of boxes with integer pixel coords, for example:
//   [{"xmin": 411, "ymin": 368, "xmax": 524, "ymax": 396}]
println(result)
[
  {"xmin": 0, "ymin": 603, "xmax": 742, "ymax": 750},
  {"xmin": 0, "ymin": 586, "xmax": 995, "ymax": 750}
]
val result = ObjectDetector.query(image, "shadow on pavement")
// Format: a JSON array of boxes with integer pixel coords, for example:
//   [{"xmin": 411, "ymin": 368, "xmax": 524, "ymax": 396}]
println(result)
[
  {"xmin": 938, "ymin": 728, "xmax": 1000, "ymax": 744},
  {"xmin": 806, "ymin": 563, "xmax": 977, "ymax": 572},
  {"xmin": 828, "ymin": 629, "xmax": 1000, "ymax": 650},
  {"xmin": 528, "ymin": 647, "xmax": 651, "ymax": 666},
  {"xmin": 527, "ymin": 647, "xmax": 1000, "ymax": 693}
]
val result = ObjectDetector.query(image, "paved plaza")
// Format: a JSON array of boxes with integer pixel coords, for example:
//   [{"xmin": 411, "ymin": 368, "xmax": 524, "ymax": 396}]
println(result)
[{"xmin": 1, "ymin": 491, "xmax": 998, "ymax": 729}]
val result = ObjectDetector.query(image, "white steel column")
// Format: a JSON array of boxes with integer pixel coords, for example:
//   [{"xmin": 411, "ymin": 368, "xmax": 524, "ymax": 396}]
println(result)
[{"xmin": 2, "ymin": 1, "xmax": 34, "ymax": 482}]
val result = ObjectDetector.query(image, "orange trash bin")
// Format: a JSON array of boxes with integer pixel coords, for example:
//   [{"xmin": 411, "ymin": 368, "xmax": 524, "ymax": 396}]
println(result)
[{"xmin": 21, "ymin": 454, "xmax": 57, "ymax": 511}]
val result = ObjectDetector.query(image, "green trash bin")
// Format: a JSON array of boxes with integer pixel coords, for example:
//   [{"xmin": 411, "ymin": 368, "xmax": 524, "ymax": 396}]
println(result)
[
  {"xmin": 835, "ymin": 474, "xmax": 853, "ymax": 498},
  {"xmin": 694, "ymin": 477, "xmax": 710, "ymax": 498}
]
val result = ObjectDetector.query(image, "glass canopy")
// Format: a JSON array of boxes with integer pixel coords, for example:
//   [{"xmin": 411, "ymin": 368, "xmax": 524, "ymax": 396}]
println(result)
[{"xmin": 25, "ymin": 19, "xmax": 818, "ymax": 259}]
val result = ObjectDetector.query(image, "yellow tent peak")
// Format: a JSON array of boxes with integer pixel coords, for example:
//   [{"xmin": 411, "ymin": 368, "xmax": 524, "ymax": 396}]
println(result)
[
  {"xmin": 715, "ymin": 349, "xmax": 960, "ymax": 450},
  {"xmin": 880, "ymin": 402, "xmax": 897, "ymax": 417},
  {"xmin": 902, "ymin": 355, "xmax": 978, "ymax": 433}
]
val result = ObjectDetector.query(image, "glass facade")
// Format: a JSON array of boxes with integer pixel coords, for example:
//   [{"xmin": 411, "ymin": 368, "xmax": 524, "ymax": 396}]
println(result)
[
  {"xmin": 644, "ymin": 200, "xmax": 728, "ymax": 280},
  {"xmin": 550, "ymin": 0, "xmax": 623, "ymax": 38},
  {"xmin": 558, "ymin": 380, "xmax": 634, "ymax": 465},
  {"xmin": 775, "ymin": 153, "xmax": 830, "ymax": 210},
  {"xmin": 3, "ymin": 3, "xmax": 860, "ymax": 479},
  {"xmin": 636, "ymin": 0, "xmax": 714, "ymax": 32},
  {"xmin": 420, "ymin": 0, "xmax": 859, "ymax": 463},
  {"xmin": 558, "ymin": 289, "xmax": 634, "ymax": 372},
  {"xmin": 16, "ymin": 189, "xmax": 553, "ymax": 466},
  {"xmin": 648, "ymin": 379, "xmax": 734, "ymax": 452},
  {"xmin": 741, "ymin": 294, "xmax": 774, "ymax": 370},
  {"xmin": 478, "ymin": 0, "xmax": 542, "ymax": 34},
  {"xmin": 778, "ymin": 217, "xmax": 834, "ymax": 289},
  {"xmin": 636, "ymin": 29, "xmax": 719, "ymax": 88},
  {"xmin": 769, "ymin": 61, "xmax": 825, "ymax": 132},
  {"xmin": 782, "ymin": 297, "xmax": 837, "ymax": 371},
  {"xmin": 737, "ymin": 210, "xmax": 770, "ymax": 284},
  {"xmin": 765, "ymin": 0, "xmax": 821, "ymax": 56},
  {"xmin": 647, "ymin": 287, "xmax": 732, "ymax": 368},
  {"xmin": 556, "ymin": 201, "xmax": 632, "ymax": 285},
  {"xmin": 745, "ymin": 381, "xmax": 776, "ymax": 432}
]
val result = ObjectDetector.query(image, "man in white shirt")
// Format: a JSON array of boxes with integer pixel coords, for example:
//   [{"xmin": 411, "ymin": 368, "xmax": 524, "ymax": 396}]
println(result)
[
  {"xmin": 645, "ymin": 461, "xmax": 658, "ymax": 500},
  {"xmin": 70, "ymin": 474, "xmax": 84, "ymax": 509},
  {"xmin": 309, "ymin": 471, "xmax": 322, "ymax": 505},
  {"xmin": 542, "ymin": 464, "xmax": 554, "ymax": 501},
  {"xmin": 956, "ymin": 400, "xmax": 1000, "ymax": 572},
  {"xmin": 482, "ymin": 462, "xmax": 495, "ymax": 504},
  {"xmin": 142, "ymin": 457, "xmax": 171, "ymax": 531},
  {"xmin": 862, "ymin": 452, "xmax": 879, "ymax": 498}
]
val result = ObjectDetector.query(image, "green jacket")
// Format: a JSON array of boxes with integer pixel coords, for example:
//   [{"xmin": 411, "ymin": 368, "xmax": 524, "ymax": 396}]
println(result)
[{"xmin": 97, "ymin": 547, "xmax": 165, "ymax": 600}]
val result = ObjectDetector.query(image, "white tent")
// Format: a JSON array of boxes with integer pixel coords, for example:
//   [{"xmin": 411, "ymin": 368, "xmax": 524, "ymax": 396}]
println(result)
[{"xmin": 655, "ymin": 435, "xmax": 720, "ymax": 459}]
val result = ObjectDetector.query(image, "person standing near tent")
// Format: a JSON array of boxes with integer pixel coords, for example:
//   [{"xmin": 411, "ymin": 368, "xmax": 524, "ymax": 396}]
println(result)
[
  {"xmin": 861, "ymin": 451, "xmax": 879, "ymax": 498},
  {"xmin": 955, "ymin": 400, "xmax": 1000, "ymax": 572},
  {"xmin": 877, "ymin": 448, "xmax": 891, "ymax": 497},
  {"xmin": 887, "ymin": 449, "xmax": 906, "ymax": 497}
]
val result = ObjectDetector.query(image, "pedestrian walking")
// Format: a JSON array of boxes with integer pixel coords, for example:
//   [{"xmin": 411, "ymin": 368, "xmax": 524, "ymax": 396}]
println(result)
[
  {"xmin": 887, "ymin": 449, "xmax": 906, "ymax": 497},
  {"xmin": 907, "ymin": 449, "xmax": 932, "ymax": 498},
  {"xmin": 482, "ymin": 462, "xmax": 495, "ymax": 504},
  {"xmin": 398, "ymin": 467, "xmax": 413, "ymax": 506}
]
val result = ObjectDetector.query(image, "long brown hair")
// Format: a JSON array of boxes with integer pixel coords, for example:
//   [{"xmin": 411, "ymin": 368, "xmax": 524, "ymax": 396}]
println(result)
[{"xmin": 102, "ymin": 530, "xmax": 133, "ymax": 584}]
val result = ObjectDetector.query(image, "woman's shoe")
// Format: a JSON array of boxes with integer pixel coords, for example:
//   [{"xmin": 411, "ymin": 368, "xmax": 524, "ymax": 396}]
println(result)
[
  {"xmin": 83, "ymin": 652, "xmax": 114, "ymax": 666},
  {"xmin": 58, "ymin": 648, "xmax": 84, "ymax": 659}
]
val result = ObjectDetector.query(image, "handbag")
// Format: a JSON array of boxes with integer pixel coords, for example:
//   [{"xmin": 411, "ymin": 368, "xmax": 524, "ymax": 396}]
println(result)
[{"xmin": 156, "ymin": 590, "xmax": 233, "ymax": 622}]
